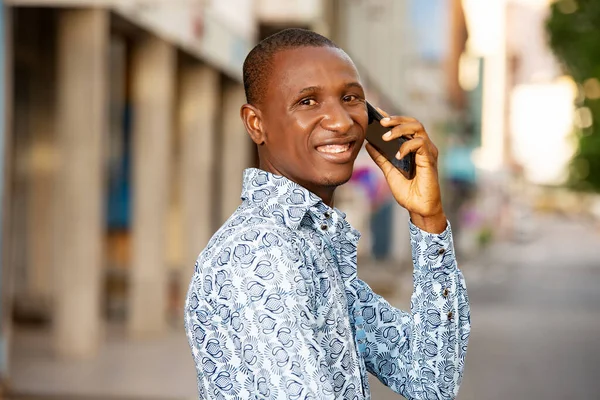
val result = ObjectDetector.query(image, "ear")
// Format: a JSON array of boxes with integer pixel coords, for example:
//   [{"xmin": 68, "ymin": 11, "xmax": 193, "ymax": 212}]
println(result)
[{"xmin": 240, "ymin": 104, "xmax": 266, "ymax": 145}]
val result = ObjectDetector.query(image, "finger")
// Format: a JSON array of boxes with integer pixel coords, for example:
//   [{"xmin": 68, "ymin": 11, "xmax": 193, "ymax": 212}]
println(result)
[
  {"xmin": 430, "ymin": 142, "xmax": 439, "ymax": 159},
  {"xmin": 380, "ymin": 115, "xmax": 418, "ymax": 128},
  {"xmin": 375, "ymin": 107, "xmax": 390, "ymax": 118},
  {"xmin": 382, "ymin": 122, "xmax": 425, "ymax": 141},
  {"xmin": 396, "ymin": 137, "xmax": 434, "ymax": 160}
]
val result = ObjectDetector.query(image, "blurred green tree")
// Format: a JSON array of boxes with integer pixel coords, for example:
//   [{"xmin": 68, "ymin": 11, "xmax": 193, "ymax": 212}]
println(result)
[{"xmin": 547, "ymin": 0, "xmax": 600, "ymax": 192}]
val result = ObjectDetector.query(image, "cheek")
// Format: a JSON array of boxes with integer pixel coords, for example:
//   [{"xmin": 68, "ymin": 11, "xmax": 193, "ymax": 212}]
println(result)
[
  {"xmin": 281, "ymin": 119, "xmax": 315, "ymax": 154},
  {"xmin": 266, "ymin": 114, "xmax": 321, "ymax": 164},
  {"xmin": 268, "ymin": 126, "xmax": 310, "ymax": 164},
  {"xmin": 353, "ymin": 110, "xmax": 369, "ymax": 138},
  {"xmin": 294, "ymin": 115, "xmax": 316, "ymax": 133}
]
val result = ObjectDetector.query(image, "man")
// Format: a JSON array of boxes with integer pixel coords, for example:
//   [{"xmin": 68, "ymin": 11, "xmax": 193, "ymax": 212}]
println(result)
[{"xmin": 184, "ymin": 28, "xmax": 470, "ymax": 400}]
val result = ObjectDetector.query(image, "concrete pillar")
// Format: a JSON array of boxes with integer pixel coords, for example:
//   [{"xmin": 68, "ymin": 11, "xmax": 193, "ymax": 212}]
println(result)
[
  {"xmin": 220, "ymin": 82, "xmax": 251, "ymax": 223},
  {"xmin": 26, "ymin": 32, "xmax": 56, "ymax": 310},
  {"xmin": 178, "ymin": 64, "xmax": 219, "ymax": 279},
  {"xmin": 54, "ymin": 9, "xmax": 108, "ymax": 358},
  {"xmin": 128, "ymin": 36, "xmax": 175, "ymax": 337}
]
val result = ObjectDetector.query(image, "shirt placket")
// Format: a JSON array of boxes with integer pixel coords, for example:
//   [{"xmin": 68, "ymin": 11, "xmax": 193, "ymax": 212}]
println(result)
[
  {"xmin": 317, "ymin": 209, "xmax": 370, "ymax": 400},
  {"xmin": 340, "ymin": 234, "xmax": 370, "ymax": 399}
]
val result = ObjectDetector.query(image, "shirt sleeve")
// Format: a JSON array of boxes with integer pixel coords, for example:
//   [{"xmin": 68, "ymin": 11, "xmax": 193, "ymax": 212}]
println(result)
[
  {"xmin": 184, "ymin": 227, "xmax": 335, "ymax": 400},
  {"xmin": 353, "ymin": 220, "xmax": 470, "ymax": 400}
]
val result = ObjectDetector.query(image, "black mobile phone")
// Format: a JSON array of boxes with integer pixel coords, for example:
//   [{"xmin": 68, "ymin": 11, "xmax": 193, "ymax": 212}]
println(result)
[{"xmin": 365, "ymin": 102, "xmax": 416, "ymax": 180}]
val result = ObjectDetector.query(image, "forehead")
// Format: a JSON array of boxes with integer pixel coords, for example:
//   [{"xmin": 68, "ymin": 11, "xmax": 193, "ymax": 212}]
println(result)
[{"xmin": 267, "ymin": 47, "xmax": 361, "ymax": 97}]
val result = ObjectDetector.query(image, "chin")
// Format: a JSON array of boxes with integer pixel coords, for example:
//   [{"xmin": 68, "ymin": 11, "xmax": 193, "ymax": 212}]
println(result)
[{"xmin": 318, "ymin": 166, "xmax": 354, "ymax": 187}]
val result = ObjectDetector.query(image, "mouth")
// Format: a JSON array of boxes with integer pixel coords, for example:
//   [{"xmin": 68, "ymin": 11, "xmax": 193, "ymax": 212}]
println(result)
[
  {"xmin": 315, "ymin": 140, "xmax": 357, "ymax": 163},
  {"xmin": 316, "ymin": 142, "xmax": 353, "ymax": 154}
]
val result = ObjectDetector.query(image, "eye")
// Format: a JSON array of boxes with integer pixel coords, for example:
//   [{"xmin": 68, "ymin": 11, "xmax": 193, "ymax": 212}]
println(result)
[
  {"xmin": 299, "ymin": 98, "xmax": 317, "ymax": 106},
  {"xmin": 343, "ymin": 94, "xmax": 361, "ymax": 103}
]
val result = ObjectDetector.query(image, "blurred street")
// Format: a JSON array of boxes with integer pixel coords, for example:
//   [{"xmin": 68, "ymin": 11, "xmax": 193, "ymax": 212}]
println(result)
[
  {"xmin": 372, "ymin": 212, "xmax": 600, "ymax": 399},
  {"xmin": 9, "ymin": 212, "xmax": 600, "ymax": 399},
  {"xmin": 458, "ymin": 214, "xmax": 600, "ymax": 400}
]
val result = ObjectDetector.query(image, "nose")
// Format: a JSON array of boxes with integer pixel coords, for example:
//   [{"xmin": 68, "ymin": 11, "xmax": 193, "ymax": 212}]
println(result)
[{"xmin": 320, "ymin": 100, "xmax": 353, "ymax": 134}]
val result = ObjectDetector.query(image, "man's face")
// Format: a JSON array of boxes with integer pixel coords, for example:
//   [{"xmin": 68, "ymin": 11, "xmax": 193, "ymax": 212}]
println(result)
[{"xmin": 258, "ymin": 46, "xmax": 368, "ymax": 194}]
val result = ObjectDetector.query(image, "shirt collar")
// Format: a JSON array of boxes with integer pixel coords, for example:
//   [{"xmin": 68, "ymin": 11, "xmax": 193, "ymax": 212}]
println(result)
[{"xmin": 241, "ymin": 168, "xmax": 346, "ymax": 230}]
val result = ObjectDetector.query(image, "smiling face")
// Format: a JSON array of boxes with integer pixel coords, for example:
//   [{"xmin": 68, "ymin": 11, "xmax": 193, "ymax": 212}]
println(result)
[{"xmin": 245, "ymin": 46, "xmax": 368, "ymax": 202}]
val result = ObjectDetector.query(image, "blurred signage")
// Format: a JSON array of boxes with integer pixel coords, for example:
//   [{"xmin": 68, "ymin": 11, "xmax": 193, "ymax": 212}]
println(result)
[
  {"xmin": 114, "ymin": 0, "xmax": 254, "ymax": 79},
  {"xmin": 5, "ymin": 0, "xmax": 255, "ymax": 79},
  {"xmin": 115, "ymin": 1, "xmax": 206, "ymax": 43}
]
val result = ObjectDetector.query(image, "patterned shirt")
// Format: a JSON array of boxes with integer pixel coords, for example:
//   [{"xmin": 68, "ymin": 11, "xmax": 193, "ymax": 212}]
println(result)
[{"xmin": 184, "ymin": 168, "xmax": 470, "ymax": 399}]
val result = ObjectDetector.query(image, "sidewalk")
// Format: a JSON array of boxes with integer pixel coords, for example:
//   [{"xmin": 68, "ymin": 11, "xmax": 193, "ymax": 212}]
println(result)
[
  {"xmin": 9, "ymin": 258, "xmax": 414, "ymax": 400},
  {"xmin": 10, "ymin": 325, "xmax": 198, "ymax": 400}
]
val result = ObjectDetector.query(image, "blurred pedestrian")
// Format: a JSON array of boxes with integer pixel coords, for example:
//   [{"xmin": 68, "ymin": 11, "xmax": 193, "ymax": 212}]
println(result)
[{"xmin": 184, "ymin": 28, "xmax": 470, "ymax": 399}]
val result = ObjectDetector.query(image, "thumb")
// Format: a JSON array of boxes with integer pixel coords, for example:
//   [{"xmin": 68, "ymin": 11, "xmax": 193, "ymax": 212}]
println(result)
[
  {"xmin": 365, "ymin": 143, "xmax": 395, "ymax": 179},
  {"xmin": 365, "ymin": 143, "xmax": 411, "ymax": 206}
]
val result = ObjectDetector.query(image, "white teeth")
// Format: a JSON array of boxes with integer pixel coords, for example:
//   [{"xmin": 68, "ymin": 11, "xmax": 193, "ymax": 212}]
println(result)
[{"xmin": 317, "ymin": 143, "xmax": 351, "ymax": 154}]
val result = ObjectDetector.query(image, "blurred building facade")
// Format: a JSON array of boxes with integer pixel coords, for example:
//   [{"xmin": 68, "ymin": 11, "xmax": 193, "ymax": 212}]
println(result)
[
  {"xmin": 0, "ymin": 0, "xmax": 472, "ymax": 389},
  {"xmin": 458, "ymin": 0, "xmax": 577, "ymax": 248},
  {"xmin": 2, "ymin": 0, "xmax": 258, "ymax": 375}
]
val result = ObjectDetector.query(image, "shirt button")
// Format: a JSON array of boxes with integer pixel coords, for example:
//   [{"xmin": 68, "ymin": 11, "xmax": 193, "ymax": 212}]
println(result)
[
  {"xmin": 438, "ymin": 248, "xmax": 446, "ymax": 255},
  {"xmin": 320, "ymin": 224, "xmax": 328, "ymax": 231},
  {"xmin": 447, "ymin": 311, "xmax": 454, "ymax": 321},
  {"xmin": 358, "ymin": 342, "xmax": 366, "ymax": 353},
  {"xmin": 324, "ymin": 211, "xmax": 331, "ymax": 218},
  {"xmin": 443, "ymin": 288, "xmax": 449, "ymax": 298}
]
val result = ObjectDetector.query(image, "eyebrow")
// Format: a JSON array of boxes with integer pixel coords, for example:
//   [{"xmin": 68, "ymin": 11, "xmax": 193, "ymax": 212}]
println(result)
[
  {"xmin": 296, "ymin": 86, "xmax": 323, "ymax": 96},
  {"xmin": 295, "ymin": 82, "xmax": 364, "ymax": 97},
  {"xmin": 344, "ymin": 82, "xmax": 364, "ymax": 91}
]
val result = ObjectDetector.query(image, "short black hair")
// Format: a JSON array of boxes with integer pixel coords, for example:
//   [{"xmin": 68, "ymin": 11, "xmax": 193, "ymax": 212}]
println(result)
[{"xmin": 243, "ymin": 28, "xmax": 340, "ymax": 106}]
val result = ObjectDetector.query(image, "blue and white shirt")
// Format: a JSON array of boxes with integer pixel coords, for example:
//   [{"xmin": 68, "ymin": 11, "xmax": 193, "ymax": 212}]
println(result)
[{"xmin": 184, "ymin": 168, "xmax": 470, "ymax": 399}]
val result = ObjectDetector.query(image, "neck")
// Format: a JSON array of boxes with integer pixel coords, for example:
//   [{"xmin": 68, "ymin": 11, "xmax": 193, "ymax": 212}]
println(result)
[{"xmin": 311, "ymin": 186, "xmax": 335, "ymax": 208}]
